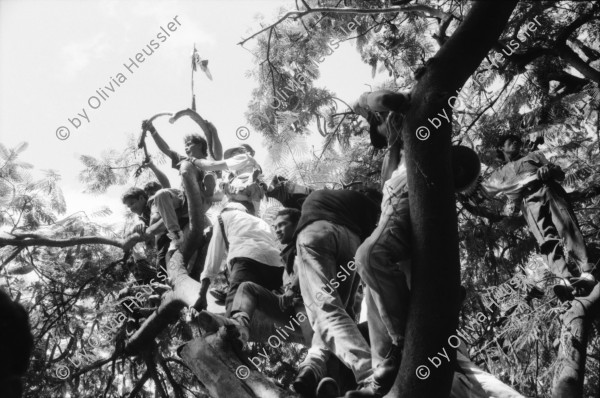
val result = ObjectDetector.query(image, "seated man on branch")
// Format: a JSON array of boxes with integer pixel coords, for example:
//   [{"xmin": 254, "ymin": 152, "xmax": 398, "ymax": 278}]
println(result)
[
  {"xmin": 198, "ymin": 208, "xmax": 332, "ymax": 397},
  {"xmin": 195, "ymin": 202, "xmax": 285, "ymax": 316},
  {"xmin": 120, "ymin": 184, "xmax": 189, "ymax": 266}
]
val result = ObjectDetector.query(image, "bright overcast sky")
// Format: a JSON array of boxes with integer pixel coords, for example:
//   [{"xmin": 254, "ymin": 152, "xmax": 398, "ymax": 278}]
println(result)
[{"xmin": 0, "ymin": 0, "xmax": 381, "ymax": 228}]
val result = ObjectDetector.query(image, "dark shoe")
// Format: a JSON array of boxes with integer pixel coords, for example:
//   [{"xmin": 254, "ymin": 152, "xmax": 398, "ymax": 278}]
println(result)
[
  {"xmin": 292, "ymin": 367, "xmax": 318, "ymax": 398},
  {"xmin": 210, "ymin": 288, "xmax": 228, "ymax": 301},
  {"xmin": 210, "ymin": 288, "xmax": 227, "ymax": 306},
  {"xmin": 345, "ymin": 344, "xmax": 402, "ymax": 398},
  {"xmin": 316, "ymin": 377, "xmax": 339, "ymax": 398},
  {"xmin": 552, "ymin": 273, "xmax": 597, "ymax": 302},
  {"xmin": 197, "ymin": 311, "xmax": 249, "ymax": 342},
  {"xmin": 371, "ymin": 344, "xmax": 402, "ymax": 393},
  {"xmin": 570, "ymin": 272, "xmax": 597, "ymax": 296},
  {"xmin": 553, "ymin": 283, "xmax": 575, "ymax": 302}
]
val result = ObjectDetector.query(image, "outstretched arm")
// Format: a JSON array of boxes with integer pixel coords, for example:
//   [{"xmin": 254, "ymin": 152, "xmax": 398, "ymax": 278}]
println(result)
[
  {"xmin": 144, "ymin": 159, "xmax": 171, "ymax": 188},
  {"xmin": 188, "ymin": 154, "xmax": 254, "ymax": 172},
  {"xmin": 143, "ymin": 120, "xmax": 177, "ymax": 159},
  {"xmin": 169, "ymin": 109, "xmax": 223, "ymax": 160}
]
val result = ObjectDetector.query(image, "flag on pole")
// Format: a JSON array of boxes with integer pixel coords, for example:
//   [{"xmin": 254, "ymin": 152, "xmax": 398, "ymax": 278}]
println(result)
[{"xmin": 192, "ymin": 47, "xmax": 213, "ymax": 80}]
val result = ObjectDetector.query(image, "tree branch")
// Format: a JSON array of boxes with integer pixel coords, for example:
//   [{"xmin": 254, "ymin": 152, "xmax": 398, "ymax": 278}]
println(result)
[
  {"xmin": 555, "ymin": 5, "xmax": 599, "ymax": 45},
  {"xmin": 128, "ymin": 370, "xmax": 150, "ymax": 398},
  {"xmin": 0, "ymin": 233, "xmax": 123, "ymax": 249},
  {"xmin": 556, "ymin": 44, "xmax": 600, "ymax": 84},
  {"xmin": 568, "ymin": 184, "xmax": 600, "ymax": 202}
]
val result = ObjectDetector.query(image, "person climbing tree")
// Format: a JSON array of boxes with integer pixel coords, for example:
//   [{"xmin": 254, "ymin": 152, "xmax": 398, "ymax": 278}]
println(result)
[{"xmin": 481, "ymin": 134, "xmax": 598, "ymax": 301}]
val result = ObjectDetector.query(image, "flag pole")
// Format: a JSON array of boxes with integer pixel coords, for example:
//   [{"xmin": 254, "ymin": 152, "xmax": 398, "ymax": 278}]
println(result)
[{"xmin": 191, "ymin": 43, "xmax": 197, "ymax": 111}]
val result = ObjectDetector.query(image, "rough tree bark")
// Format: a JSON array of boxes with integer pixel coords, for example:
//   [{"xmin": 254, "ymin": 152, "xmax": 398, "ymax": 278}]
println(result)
[
  {"xmin": 179, "ymin": 318, "xmax": 302, "ymax": 398},
  {"xmin": 396, "ymin": 2, "xmax": 518, "ymax": 397},
  {"xmin": 552, "ymin": 284, "xmax": 600, "ymax": 398}
]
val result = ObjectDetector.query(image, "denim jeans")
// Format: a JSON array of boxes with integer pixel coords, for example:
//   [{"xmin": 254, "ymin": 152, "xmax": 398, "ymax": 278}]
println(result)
[
  {"xmin": 355, "ymin": 193, "xmax": 411, "ymax": 365},
  {"xmin": 152, "ymin": 188, "xmax": 184, "ymax": 233},
  {"xmin": 296, "ymin": 220, "xmax": 372, "ymax": 383}
]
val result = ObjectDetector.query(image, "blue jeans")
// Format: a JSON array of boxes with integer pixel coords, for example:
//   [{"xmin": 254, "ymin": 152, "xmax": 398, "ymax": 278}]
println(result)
[{"xmin": 296, "ymin": 220, "xmax": 372, "ymax": 383}]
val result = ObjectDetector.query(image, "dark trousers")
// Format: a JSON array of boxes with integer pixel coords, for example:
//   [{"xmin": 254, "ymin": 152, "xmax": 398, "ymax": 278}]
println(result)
[
  {"xmin": 156, "ymin": 234, "xmax": 171, "ymax": 271},
  {"xmin": 521, "ymin": 183, "xmax": 591, "ymax": 279},
  {"xmin": 226, "ymin": 257, "xmax": 283, "ymax": 316}
]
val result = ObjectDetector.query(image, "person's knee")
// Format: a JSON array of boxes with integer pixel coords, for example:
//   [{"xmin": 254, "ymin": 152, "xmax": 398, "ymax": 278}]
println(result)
[
  {"xmin": 355, "ymin": 243, "xmax": 371, "ymax": 272},
  {"xmin": 153, "ymin": 189, "xmax": 171, "ymax": 203},
  {"xmin": 238, "ymin": 281, "xmax": 261, "ymax": 295},
  {"xmin": 355, "ymin": 238, "xmax": 381, "ymax": 276}
]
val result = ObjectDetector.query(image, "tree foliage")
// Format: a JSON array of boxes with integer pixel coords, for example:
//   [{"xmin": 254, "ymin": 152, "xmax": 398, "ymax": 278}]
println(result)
[{"xmin": 3, "ymin": 1, "xmax": 600, "ymax": 396}]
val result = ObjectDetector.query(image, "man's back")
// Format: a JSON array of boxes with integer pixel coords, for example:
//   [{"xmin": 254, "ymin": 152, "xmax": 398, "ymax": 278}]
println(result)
[
  {"xmin": 296, "ymin": 189, "xmax": 380, "ymax": 241},
  {"xmin": 221, "ymin": 210, "xmax": 278, "ymax": 248},
  {"xmin": 219, "ymin": 209, "xmax": 283, "ymax": 270}
]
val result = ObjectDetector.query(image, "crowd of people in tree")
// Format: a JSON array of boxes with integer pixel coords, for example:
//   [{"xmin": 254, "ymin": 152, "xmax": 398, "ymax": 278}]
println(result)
[
  {"xmin": 0, "ymin": 82, "xmax": 595, "ymax": 398},
  {"xmin": 110, "ymin": 89, "xmax": 598, "ymax": 398},
  {"xmin": 1, "ymin": 86, "xmax": 597, "ymax": 397}
]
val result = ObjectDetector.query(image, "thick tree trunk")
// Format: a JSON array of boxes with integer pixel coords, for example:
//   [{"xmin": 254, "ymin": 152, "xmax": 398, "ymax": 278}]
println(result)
[
  {"xmin": 125, "ymin": 161, "xmax": 205, "ymax": 354},
  {"xmin": 397, "ymin": 2, "xmax": 517, "ymax": 397},
  {"xmin": 180, "ymin": 328, "xmax": 301, "ymax": 398},
  {"xmin": 552, "ymin": 284, "xmax": 600, "ymax": 398}
]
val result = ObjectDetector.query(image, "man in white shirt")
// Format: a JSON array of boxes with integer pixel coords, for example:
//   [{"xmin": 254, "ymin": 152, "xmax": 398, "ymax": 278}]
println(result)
[{"xmin": 196, "ymin": 202, "xmax": 284, "ymax": 315}]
